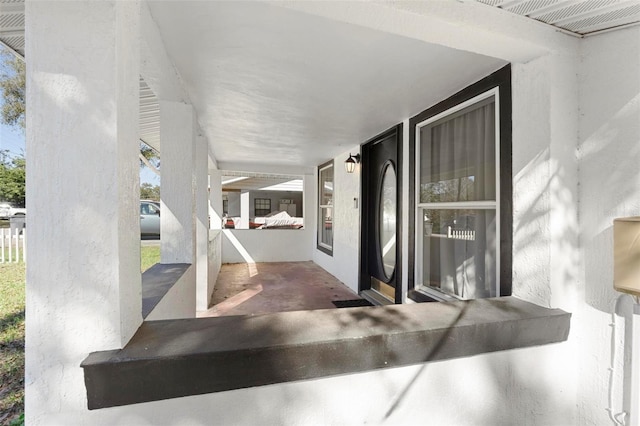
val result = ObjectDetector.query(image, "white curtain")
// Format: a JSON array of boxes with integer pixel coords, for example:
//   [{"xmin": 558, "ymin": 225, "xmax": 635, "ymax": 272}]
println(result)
[{"xmin": 420, "ymin": 99, "xmax": 497, "ymax": 299}]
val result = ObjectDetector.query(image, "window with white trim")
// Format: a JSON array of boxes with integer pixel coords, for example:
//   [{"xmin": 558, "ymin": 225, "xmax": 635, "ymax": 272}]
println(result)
[
  {"xmin": 415, "ymin": 89, "xmax": 500, "ymax": 300},
  {"xmin": 317, "ymin": 161, "xmax": 334, "ymax": 255},
  {"xmin": 254, "ymin": 198, "xmax": 271, "ymax": 216}
]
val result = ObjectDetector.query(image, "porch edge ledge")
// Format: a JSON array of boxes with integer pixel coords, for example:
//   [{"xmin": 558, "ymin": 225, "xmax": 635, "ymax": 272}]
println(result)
[
  {"xmin": 81, "ymin": 296, "xmax": 570, "ymax": 409},
  {"xmin": 141, "ymin": 263, "xmax": 191, "ymax": 319}
]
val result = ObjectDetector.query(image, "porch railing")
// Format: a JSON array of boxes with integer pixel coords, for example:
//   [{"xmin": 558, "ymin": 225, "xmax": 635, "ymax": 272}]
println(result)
[{"xmin": 1, "ymin": 228, "xmax": 26, "ymax": 263}]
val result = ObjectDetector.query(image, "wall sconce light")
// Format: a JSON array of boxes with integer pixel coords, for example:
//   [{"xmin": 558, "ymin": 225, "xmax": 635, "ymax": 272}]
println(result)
[{"xmin": 344, "ymin": 153, "xmax": 360, "ymax": 174}]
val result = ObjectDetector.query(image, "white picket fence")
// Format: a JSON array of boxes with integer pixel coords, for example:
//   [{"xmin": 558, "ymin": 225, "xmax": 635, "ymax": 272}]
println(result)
[
  {"xmin": 1, "ymin": 228, "xmax": 26, "ymax": 263},
  {"xmin": 447, "ymin": 226, "xmax": 476, "ymax": 241}
]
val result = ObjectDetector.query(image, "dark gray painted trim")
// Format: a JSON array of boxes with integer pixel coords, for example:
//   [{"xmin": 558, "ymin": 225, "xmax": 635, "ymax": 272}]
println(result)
[
  {"xmin": 408, "ymin": 64, "xmax": 513, "ymax": 299},
  {"xmin": 82, "ymin": 296, "xmax": 570, "ymax": 409},
  {"xmin": 359, "ymin": 124, "xmax": 403, "ymax": 303},
  {"xmin": 360, "ymin": 289, "xmax": 394, "ymax": 306},
  {"xmin": 141, "ymin": 263, "xmax": 191, "ymax": 319}
]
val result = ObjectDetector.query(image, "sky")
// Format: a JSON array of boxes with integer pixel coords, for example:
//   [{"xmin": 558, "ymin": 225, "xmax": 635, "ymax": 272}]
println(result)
[
  {"xmin": 141, "ymin": 166, "xmax": 160, "ymax": 185},
  {"xmin": 0, "ymin": 119, "xmax": 24, "ymax": 158},
  {"xmin": 0, "ymin": 46, "xmax": 25, "ymax": 159}
]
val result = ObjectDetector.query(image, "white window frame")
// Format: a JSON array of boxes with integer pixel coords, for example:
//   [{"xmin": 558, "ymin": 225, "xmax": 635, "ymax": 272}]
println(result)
[
  {"xmin": 414, "ymin": 87, "xmax": 500, "ymax": 301},
  {"xmin": 317, "ymin": 161, "xmax": 334, "ymax": 254}
]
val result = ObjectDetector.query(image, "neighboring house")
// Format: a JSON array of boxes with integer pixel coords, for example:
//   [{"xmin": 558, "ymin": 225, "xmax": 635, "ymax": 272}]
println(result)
[{"xmin": 4, "ymin": 1, "xmax": 640, "ymax": 425}]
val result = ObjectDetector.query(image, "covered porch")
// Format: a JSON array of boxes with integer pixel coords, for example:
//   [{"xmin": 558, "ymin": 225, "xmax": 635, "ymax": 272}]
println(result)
[
  {"xmin": 199, "ymin": 261, "xmax": 367, "ymax": 317},
  {"xmin": 15, "ymin": 1, "xmax": 640, "ymax": 424}
]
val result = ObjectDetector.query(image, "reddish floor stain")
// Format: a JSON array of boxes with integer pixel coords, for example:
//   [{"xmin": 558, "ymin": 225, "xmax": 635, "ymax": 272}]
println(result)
[{"xmin": 197, "ymin": 261, "xmax": 359, "ymax": 317}]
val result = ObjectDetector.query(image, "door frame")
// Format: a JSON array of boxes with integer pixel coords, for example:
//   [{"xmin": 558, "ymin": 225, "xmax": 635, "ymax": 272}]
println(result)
[{"xmin": 359, "ymin": 124, "xmax": 403, "ymax": 304}]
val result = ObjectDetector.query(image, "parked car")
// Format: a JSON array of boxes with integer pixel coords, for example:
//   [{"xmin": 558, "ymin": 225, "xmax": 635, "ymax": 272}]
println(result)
[
  {"xmin": 0, "ymin": 202, "xmax": 26, "ymax": 220},
  {"xmin": 140, "ymin": 200, "xmax": 160, "ymax": 237}
]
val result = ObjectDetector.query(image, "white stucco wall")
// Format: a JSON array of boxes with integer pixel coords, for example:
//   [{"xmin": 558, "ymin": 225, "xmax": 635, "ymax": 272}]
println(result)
[
  {"xmin": 221, "ymin": 229, "xmax": 312, "ymax": 263},
  {"xmin": 33, "ymin": 344, "xmax": 573, "ymax": 426},
  {"xmin": 577, "ymin": 26, "xmax": 640, "ymax": 424},
  {"xmin": 160, "ymin": 100, "xmax": 196, "ymax": 264},
  {"xmin": 510, "ymin": 53, "xmax": 580, "ymax": 425},
  {"xmin": 25, "ymin": 1, "xmax": 143, "ymax": 423},
  {"xmin": 313, "ymin": 146, "xmax": 362, "ymax": 293}
]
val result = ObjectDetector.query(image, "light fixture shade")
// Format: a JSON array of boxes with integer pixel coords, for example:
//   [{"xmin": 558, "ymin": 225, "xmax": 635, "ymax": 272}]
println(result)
[
  {"xmin": 344, "ymin": 153, "xmax": 360, "ymax": 174},
  {"xmin": 345, "ymin": 157, "xmax": 356, "ymax": 173},
  {"xmin": 614, "ymin": 216, "xmax": 640, "ymax": 296}
]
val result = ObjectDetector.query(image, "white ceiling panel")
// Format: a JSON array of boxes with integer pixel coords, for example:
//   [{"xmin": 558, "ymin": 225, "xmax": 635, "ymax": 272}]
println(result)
[{"xmin": 477, "ymin": 0, "xmax": 640, "ymax": 35}]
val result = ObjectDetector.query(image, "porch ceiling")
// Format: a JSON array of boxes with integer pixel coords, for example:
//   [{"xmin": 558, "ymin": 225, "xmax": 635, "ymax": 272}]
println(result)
[
  {"xmin": 221, "ymin": 174, "xmax": 303, "ymax": 192},
  {"xmin": 3, "ymin": 1, "xmax": 639, "ymax": 169},
  {"xmin": 147, "ymin": 1, "xmax": 507, "ymax": 169}
]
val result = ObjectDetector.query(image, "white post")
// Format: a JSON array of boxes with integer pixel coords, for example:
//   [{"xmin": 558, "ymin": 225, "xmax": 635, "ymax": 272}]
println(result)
[
  {"xmin": 209, "ymin": 170, "xmax": 223, "ymax": 230},
  {"xmin": 160, "ymin": 101, "xmax": 195, "ymax": 264},
  {"xmin": 8, "ymin": 227, "xmax": 12, "ymax": 262},
  {"xmin": 240, "ymin": 191, "xmax": 250, "ymax": 229},
  {"xmin": 1, "ymin": 228, "xmax": 4, "ymax": 263},
  {"xmin": 195, "ymin": 135, "xmax": 209, "ymax": 311},
  {"xmin": 632, "ymin": 302, "xmax": 640, "ymax": 426},
  {"xmin": 22, "ymin": 229, "xmax": 26, "ymax": 263},
  {"xmin": 13, "ymin": 228, "xmax": 18, "ymax": 263},
  {"xmin": 25, "ymin": 1, "xmax": 141, "ymax": 422}
]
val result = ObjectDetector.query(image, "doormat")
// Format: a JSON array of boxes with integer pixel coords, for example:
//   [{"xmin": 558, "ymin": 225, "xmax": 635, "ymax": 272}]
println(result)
[{"xmin": 332, "ymin": 299, "xmax": 374, "ymax": 308}]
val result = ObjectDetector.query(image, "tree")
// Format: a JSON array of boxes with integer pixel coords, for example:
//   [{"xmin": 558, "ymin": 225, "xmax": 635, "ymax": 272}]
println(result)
[
  {"xmin": 140, "ymin": 182, "xmax": 160, "ymax": 201},
  {"xmin": 0, "ymin": 150, "xmax": 26, "ymax": 206},
  {"xmin": 139, "ymin": 141, "xmax": 160, "ymax": 176},
  {"xmin": 0, "ymin": 49, "xmax": 25, "ymax": 130},
  {"xmin": 0, "ymin": 49, "xmax": 26, "ymax": 207}
]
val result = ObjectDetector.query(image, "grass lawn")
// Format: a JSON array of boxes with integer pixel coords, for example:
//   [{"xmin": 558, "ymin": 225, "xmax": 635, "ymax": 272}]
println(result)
[
  {"xmin": 0, "ymin": 245, "xmax": 160, "ymax": 425},
  {"xmin": 0, "ymin": 262, "xmax": 25, "ymax": 426},
  {"xmin": 141, "ymin": 244, "xmax": 160, "ymax": 272}
]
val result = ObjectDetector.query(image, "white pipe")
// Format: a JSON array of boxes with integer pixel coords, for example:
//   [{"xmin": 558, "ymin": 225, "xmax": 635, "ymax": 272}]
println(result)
[
  {"xmin": 631, "ymin": 300, "xmax": 640, "ymax": 426},
  {"xmin": 13, "ymin": 228, "xmax": 19, "ymax": 262}
]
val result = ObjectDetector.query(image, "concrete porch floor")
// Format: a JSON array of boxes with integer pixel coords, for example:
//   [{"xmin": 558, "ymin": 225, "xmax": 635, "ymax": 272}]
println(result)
[{"xmin": 197, "ymin": 261, "xmax": 362, "ymax": 317}]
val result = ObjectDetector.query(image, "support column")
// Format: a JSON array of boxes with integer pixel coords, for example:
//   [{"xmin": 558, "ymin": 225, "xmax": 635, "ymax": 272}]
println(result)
[
  {"xmin": 240, "ymin": 191, "xmax": 250, "ymax": 229},
  {"xmin": 207, "ymin": 169, "xmax": 223, "ymax": 302},
  {"xmin": 195, "ymin": 136, "xmax": 209, "ymax": 311},
  {"xmin": 25, "ymin": 1, "xmax": 141, "ymax": 422},
  {"xmin": 210, "ymin": 170, "xmax": 223, "ymax": 230},
  {"xmin": 160, "ymin": 101, "xmax": 195, "ymax": 264}
]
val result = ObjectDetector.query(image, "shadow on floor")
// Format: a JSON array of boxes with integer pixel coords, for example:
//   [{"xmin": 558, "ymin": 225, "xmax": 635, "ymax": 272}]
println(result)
[{"xmin": 197, "ymin": 261, "xmax": 362, "ymax": 317}]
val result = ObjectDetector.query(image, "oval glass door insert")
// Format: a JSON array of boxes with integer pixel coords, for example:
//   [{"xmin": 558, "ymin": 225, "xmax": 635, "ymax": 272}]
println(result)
[{"xmin": 379, "ymin": 162, "xmax": 397, "ymax": 280}]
